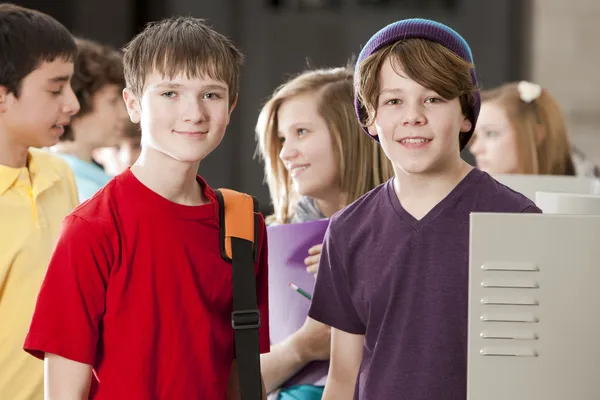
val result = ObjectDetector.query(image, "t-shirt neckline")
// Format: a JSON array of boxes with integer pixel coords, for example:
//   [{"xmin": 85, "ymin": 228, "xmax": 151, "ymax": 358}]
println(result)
[
  {"xmin": 387, "ymin": 168, "xmax": 483, "ymax": 229},
  {"xmin": 120, "ymin": 168, "xmax": 218, "ymax": 221}
]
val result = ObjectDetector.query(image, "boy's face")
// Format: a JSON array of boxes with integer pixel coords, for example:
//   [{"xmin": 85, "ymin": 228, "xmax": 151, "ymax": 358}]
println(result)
[
  {"xmin": 0, "ymin": 60, "xmax": 80, "ymax": 149},
  {"xmin": 369, "ymin": 56, "xmax": 472, "ymax": 176},
  {"xmin": 71, "ymin": 84, "xmax": 127, "ymax": 148},
  {"xmin": 123, "ymin": 71, "xmax": 235, "ymax": 164}
]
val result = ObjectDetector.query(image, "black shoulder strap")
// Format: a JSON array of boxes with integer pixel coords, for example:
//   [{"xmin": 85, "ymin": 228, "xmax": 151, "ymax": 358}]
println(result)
[{"xmin": 214, "ymin": 188, "xmax": 263, "ymax": 400}]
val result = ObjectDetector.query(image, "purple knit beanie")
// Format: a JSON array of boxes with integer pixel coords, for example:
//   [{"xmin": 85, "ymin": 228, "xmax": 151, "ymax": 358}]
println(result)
[{"xmin": 354, "ymin": 18, "xmax": 480, "ymax": 150}]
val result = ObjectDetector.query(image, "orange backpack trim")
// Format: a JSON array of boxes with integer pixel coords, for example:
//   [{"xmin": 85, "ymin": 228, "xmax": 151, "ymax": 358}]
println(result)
[{"xmin": 215, "ymin": 188, "xmax": 259, "ymax": 263}]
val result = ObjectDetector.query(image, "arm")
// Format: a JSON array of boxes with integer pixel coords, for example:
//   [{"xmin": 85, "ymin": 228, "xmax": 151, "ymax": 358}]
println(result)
[
  {"xmin": 322, "ymin": 328, "xmax": 364, "ymax": 400},
  {"xmin": 44, "ymin": 354, "xmax": 92, "ymax": 400},
  {"xmin": 226, "ymin": 360, "xmax": 267, "ymax": 400},
  {"xmin": 261, "ymin": 317, "xmax": 330, "ymax": 393},
  {"xmin": 24, "ymin": 215, "xmax": 110, "ymax": 395}
]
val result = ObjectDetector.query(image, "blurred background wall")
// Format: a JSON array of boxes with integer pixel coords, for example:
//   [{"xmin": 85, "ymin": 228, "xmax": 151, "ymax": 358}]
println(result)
[{"xmin": 10, "ymin": 0, "xmax": 598, "ymax": 214}]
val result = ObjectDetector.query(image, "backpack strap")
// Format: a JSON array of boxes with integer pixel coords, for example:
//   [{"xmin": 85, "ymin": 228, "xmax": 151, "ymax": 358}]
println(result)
[{"xmin": 214, "ymin": 188, "xmax": 263, "ymax": 400}]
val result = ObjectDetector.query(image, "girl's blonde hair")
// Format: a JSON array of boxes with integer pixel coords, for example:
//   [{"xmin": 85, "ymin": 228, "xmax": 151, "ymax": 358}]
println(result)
[
  {"xmin": 256, "ymin": 67, "xmax": 394, "ymax": 224},
  {"xmin": 481, "ymin": 82, "xmax": 575, "ymax": 175}
]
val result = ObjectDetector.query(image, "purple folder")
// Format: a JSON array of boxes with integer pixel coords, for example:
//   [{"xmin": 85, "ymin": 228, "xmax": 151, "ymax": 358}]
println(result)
[
  {"xmin": 267, "ymin": 219, "xmax": 330, "ymax": 387},
  {"xmin": 267, "ymin": 219, "xmax": 329, "ymax": 344}
]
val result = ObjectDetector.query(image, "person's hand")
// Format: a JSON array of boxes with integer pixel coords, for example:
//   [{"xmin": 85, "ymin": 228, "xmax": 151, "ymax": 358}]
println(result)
[
  {"xmin": 304, "ymin": 244, "xmax": 322, "ymax": 276},
  {"xmin": 289, "ymin": 317, "xmax": 331, "ymax": 364}
]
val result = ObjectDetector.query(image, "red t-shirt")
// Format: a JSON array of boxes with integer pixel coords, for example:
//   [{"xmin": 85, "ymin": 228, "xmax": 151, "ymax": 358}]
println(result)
[{"xmin": 24, "ymin": 170, "xmax": 270, "ymax": 399}]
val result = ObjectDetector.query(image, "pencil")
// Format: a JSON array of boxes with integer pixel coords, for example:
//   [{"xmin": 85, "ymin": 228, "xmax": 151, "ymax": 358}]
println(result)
[{"xmin": 288, "ymin": 282, "xmax": 312, "ymax": 300}]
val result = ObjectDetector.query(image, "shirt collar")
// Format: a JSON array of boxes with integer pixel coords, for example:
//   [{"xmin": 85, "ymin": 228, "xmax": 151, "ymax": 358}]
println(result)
[{"xmin": 0, "ymin": 150, "xmax": 61, "ymax": 196}]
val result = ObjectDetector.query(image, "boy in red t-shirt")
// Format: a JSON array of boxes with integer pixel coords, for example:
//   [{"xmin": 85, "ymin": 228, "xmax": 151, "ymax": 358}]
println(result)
[{"xmin": 24, "ymin": 16, "xmax": 270, "ymax": 399}]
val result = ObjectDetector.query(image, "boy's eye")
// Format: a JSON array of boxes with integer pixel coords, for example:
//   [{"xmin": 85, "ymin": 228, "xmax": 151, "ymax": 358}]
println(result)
[
  {"xmin": 203, "ymin": 92, "xmax": 221, "ymax": 100},
  {"xmin": 297, "ymin": 128, "xmax": 308, "ymax": 136},
  {"xmin": 49, "ymin": 88, "xmax": 63, "ymax": 96},
  {"xmin": 425, "ymin": 97, "xmax": 443, "ymax": 104},
  {"xmin": 161, "ymin": 91, "xmax": 177, "ymax": 98},
  {"xmin": 384, "ymin": 99, "xmax": 400, "ymax": 105},
  {"xmin": 486, "ymin": 131, "xmax": 498, "ymax": 138}
]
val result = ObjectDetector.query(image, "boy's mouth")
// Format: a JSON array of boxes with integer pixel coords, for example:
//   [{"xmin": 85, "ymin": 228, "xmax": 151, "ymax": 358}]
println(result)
[
  {"xmin": 173, "ymin": 130, "xmax": 208, "ymax": 136},
  {"xmin": 397, "ymin": 137, "xmax": 432, "ymax": 148},
  {"xmin": 52, "ymin": 124, "xmax": 67, "ymax": 135}
]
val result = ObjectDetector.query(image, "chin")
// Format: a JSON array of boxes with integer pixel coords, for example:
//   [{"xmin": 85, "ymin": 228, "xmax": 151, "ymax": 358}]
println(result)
[{"xmin": 292, "ymin": 181, "xmax": 319, "ymax": 199}]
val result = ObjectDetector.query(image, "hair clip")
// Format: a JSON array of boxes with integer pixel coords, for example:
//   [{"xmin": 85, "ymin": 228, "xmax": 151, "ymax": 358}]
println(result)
[{"xmin": 517, "ymin": 81, "xmax": 542, "ymax": 103}]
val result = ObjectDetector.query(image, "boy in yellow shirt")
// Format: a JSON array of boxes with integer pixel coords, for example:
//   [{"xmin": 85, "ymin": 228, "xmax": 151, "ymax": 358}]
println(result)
[{"xmin": 0, "ymin": 4, "xmax": 80, "ymax": 399}]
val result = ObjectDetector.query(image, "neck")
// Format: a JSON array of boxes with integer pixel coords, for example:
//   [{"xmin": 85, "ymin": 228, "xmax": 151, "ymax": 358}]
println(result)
[
  {"xmin": 0, "ymin": 130, "xmax": 29, "ymax": 168},
  {"xmin": 314, "ymin": 191, "xmax": 347, "ymax": 218},
  {"xmin": 53, "ymin": 141, "xmax": 95, "ymax": 163},
  {"xmin": 129, "ymin": 147, "xmax": 206, "ymax": 206},
  {"xmin": 394, "ymin": 156, "xmax": 472, "ymax": 205}
]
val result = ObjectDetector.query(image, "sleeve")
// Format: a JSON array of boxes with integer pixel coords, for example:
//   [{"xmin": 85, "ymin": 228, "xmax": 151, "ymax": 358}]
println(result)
[
  {"xmin": 256, "ymin": 213, "xmax": 271, "ymax": 354},
  {"xmin": 521, "ymin": 204, "xmax": 543, "ymax": 213},
  {"xmin": 308, "ymin": 221, "xmax": 366, "ymax": 335},
  {"xmin": 24, "ymin": 215, "xmax": 111, "ymax": 365}
]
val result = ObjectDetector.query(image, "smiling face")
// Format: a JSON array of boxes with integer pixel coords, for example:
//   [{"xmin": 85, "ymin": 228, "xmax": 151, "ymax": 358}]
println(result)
[
  {"xmin": 470, "ymin": 100, "xmax": 520, "ymax": 174},
  {"xmin": 277, "ymin": 92, "xmax": 340, "ymax": 201},
  {"xmin": 371, "ymin": 56, "xmax": 471, "ymax": 176},
  {"xmin": 123, "ymin": 70, "xmax": 235, "ymax": 164},
  {"xmin": 0, "ymin": 59, "xmax": 80, "ymax": 149}
]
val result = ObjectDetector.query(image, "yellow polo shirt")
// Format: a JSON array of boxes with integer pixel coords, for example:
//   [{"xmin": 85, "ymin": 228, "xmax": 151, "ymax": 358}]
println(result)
[{"xmin": 0, "ymin": 149, "xmax": 78, "ymax": 400}]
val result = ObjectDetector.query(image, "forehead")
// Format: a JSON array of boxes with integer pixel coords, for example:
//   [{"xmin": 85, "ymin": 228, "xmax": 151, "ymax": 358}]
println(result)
[
  {"xmin": 25, "ymin": 59, "xmax": 74, "ymax": 84},
  {"xmin": 277, "ymin": 93, "xmax": 321, "ymax": 126},
  {"xmin": 478, "ymin": 101, "xmax": 509, "ymax": 123},
  {"xmin": 143, "ymin": 70, "xmax": 229, "ymax": 91},
  {"xmin": 377, "ymin": 56, "xmax": 421, "ymax": 90}
]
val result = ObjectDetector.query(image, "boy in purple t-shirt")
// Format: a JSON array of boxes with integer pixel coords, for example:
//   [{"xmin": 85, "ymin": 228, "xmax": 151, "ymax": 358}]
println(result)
[{"xmin": 308, "ymin": 19, "xmax": 541, "ymax": 400}]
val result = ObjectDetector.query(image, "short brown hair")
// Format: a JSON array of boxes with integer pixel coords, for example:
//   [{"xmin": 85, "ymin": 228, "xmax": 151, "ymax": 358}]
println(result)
[
  {"xmin": 123, "ymin": 16, "xmax": 244, "ymax": 108},
  {"xmin": 0, "ymin": 3, "xmax": 76, "ymax": 97},
  {"xmin": 356, "ymin": 38, "xmax": 478, "ymax": 144},
  {"xmin": 481, "ymin": 83, "xmax": 575, "ymax": 175},
  {"xmin": 256, "ymin": 67, "xmax": 394, "ymax": 224},
  {"xmin": 62, "ymin": 37, "xmax": 124, "ymax": 141}
]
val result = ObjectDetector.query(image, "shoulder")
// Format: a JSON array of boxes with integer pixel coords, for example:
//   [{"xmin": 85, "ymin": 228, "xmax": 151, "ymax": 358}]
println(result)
[
  {"xmin": 329, "ymin": 180, "xmax": 391, "ymax": 236},
  {"xmin": 69, "ymin": 172, "xmax": 125, "ymax": 227},
  {"xmin": 472, "ymin": 170, "xmax": 539, "ymax": 213}
]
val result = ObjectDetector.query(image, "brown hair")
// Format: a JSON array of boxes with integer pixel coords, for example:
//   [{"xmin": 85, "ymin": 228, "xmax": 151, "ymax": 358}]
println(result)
[
  {"xmin": 123, "ymin": 16, "xmax": 243, "ymax": 108},
  {"xmin": 481, "ymin": 82, "xmax": 575, "ymax": 175},
  {"xmin": 256, "ymin": 67, "xmax": 394, "ymax": 224},
  {"xmin": 0, "ymin": 4, "xmax": 76, "ymax": 97},
  {"xmin": 356, "ymin": 38, "xmax": 478, "ymax": 144},
  {"xmin": 62, "ymin": 37, "xmax": 124, "ymax": 141}
]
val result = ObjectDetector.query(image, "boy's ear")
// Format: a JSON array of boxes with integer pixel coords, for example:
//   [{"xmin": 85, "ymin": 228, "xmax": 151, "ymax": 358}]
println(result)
[
  {"xmin": 0, "ymin": 85, "xmax": 8, "ymax": 113},
  {"xmin": 367, "ymin": 123, "xmax": 378, "ymax": 138},
  {"xmin": 123, "ymin": 88, "xmax": 141, "ymax": 124},
  {"xmin": 229, "ymin": 93, "xmax": 238, "ymax": 115},
  {"xmin": 460, "ymin": 117, "xmax": 473, "ymax": 133}
]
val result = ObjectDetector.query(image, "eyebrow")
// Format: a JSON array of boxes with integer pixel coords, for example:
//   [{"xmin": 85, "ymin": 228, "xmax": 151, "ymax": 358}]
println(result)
[
  {"xmin": 378, "ymin": 88, "xmax": 404, "ymax": 96},
  {"xmin": 477, "ymin": 124, "xmax": 503, "ymax": 131},
  {"xmin": 153, "ymin": 82, "xmax": 228, "ymax": 91},
  {"xmin": 48, "ymin": 75, "xmax": 71, "ymax": 83}
]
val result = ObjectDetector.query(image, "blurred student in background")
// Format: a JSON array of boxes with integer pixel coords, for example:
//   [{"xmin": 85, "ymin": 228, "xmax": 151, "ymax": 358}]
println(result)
[
  {"xmin": 255, "ymin": 66, "xmax": 393, "ymax": 399},
  {"xmin": 471, "ymin": 81, "xmax": 599, "ymax": 177},
  {"xmin": 93, "ymin": 120, "xmax": 141, "ymax": 175},
  {"xmin": 52, "ymin": 37, "xmax": 128, "ymax": 201}
]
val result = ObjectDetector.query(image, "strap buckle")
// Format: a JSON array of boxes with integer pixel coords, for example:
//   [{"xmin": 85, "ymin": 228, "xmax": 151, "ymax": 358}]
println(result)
[{"xmin": 231, "ymin": 309, "xmax": 261, "ymax": 330}]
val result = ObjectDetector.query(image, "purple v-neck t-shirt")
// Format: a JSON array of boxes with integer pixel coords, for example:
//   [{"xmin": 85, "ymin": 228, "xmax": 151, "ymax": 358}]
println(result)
[{"xmin": 308, "ymin": 168, "xmax": 541, "ymax": 400}]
